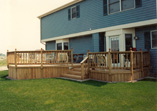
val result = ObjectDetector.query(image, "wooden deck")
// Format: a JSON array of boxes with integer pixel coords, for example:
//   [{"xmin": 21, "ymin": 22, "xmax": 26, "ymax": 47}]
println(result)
[{"xmin": 7, "ymin": 48, "xmax": 150, "ymax": 82}]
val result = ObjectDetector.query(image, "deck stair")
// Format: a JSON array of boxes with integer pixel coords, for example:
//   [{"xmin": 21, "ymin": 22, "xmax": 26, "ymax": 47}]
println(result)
[{"xmin": 61, "ymin": 64, "xmax": 87, "ymax": 80}]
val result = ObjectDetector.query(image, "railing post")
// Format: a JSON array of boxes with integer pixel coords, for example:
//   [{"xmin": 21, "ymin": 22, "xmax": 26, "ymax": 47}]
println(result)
[
  {"xmin": 41, "ymin": 48, "xmax": 43, "ymax": 69},
  {"xmin": 87, "ymin": 50, "xmax": 90, "ymax": 74},
  {"xmin": 14, "ymin": 49, "xmax": 17, "ymax": 79},
  {"xmin": 71, "ymin": 48, "xmax": 73, "ymax": 66},
  {"xmin": 147, "ymin": 49, "xmax": 151, "ymax": 70},
  {"xmin": 7, "ymin": 50, "xmax": 9, "ymax": 68},
  {"xmin": 14, "ymin": 49, "xmax": 17, "ymax": 68},
  {"xmin": 40, "ymin": 48, "xmax": 43, "ymax": 78},
  {"xmin": 148, "ymin": 49, "xmax": 150, "ymax": 69},
  {"xmin": 81, "ymin": 63, "xmax": 85, "ymax": 80},
  {"xmin": 108, "ymin": 49, "xmax": 112, "ymax": 82},
  {"xmin": 130, "ymin": 48, "xmax": 134, "ymax": 82},
  {"xmin": 140, "ymin": 48, "xmax": 143, "ymax": 72}
]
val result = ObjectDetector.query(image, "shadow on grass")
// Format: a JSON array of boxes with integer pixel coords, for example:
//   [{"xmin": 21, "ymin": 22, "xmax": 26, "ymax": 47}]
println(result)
[
  {"xmin": 0, "ymin": 70, "xmax": 10, "ymax": 81},
  {"xmin": 0, "ymin": 75, "xmax": 10, "ymax": 81},
  {"xmin": 81, "ymin": 80, "xmax": 108, "ymax": 87},
  {"xmin": 140, "ymin": 78, "xmax": 157, "ymax": 82},
  {"xmin": 56, "ymin": 78, "xmax": 108, "ymax": 87}
]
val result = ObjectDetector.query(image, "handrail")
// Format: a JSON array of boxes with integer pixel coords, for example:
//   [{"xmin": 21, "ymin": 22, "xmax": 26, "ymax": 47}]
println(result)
[
  {"xmin": 87, "ymin": 48, "xmax": 150, "ymax": 82},
  {"xmin": 80, "ymin": 56, "xmax": 88, "ymax": 64},
  {"xmin": 81, "ymin": 56, "xmax": 89, "ymax": 80},
  {"xmin": 7, "ymin": 48, "xmax": 73, "ymax": 66}
]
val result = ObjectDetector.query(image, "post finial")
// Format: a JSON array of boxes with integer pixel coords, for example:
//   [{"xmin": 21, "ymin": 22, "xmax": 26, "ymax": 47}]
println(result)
[
  {"xmin": 109, "ymin": 48, "xmax": 111, "ymax": 52},
  {"xmin": 87, "ymin": 50, "xmax": 90, "ymax": 52},
  {"xmin": 140, "ymin": 48, "xmax": 142, "ymax": 51},
  {"xmin": 15, "ymin": 48, "xmax": 17, "ymax": 51},
  {"xmin": 41, "ymin": 48, "xmax": 42, "ymax": 51},
  {"xmin": 7, "ymin": 50, "xmax": 9, "ymax": 52},
  {"xmin": 130, "ymin": 48, "xmax": 132, "ymax": 51}
]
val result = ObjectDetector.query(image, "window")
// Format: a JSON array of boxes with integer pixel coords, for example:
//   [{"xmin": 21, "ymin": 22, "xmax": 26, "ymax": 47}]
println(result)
[
  {"xmin": 110, "ymin": 36, "xmax": 120, "ymax": 63},
  {"xmin": 104, "ymin": 0, "xmax": 141, "ymax": 15},
  {"xmin": 64, "ymin": 42, "xmax": 69, "ymax": 50},
  {"xmin": 125, "ymin": 34, "xmax": 132, "ymax": 51},
  {"xmin": 56, "ymin": 40, "xmax": 69, "ymax": 50},
  {"xmin": 151, "ymin": 30, "xmax": 157, "ymax": 49},
  {"xmin": 68, "ymin": 5, "xmax": 80, "ymax": 20},
  {"xmin": 144, "ymin": 32, "xmax": 151, "ymax": 50},
  {"xmin": 57, "ymin": 43, "xmax": 62, "ymax": 50},
  {"xmin": 72, "ymin": 7, "xmax": 77, "ymax": 19},
  {"xmin": 109, "ymin": 0, "xmax": 120, "ymax": 14},
  {"xmin": 122, "ymin": 0, "xmax": 134, "ymax": 10},
  {"xmin": 110, "ymin": 36, "xmax": 119, "ymax": 51}
]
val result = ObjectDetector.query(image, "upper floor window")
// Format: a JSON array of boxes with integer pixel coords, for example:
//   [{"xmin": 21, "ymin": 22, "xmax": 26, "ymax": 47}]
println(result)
[
  {"xmin": 72, "ymin": 6, "xmax": 77, "ymax": 19},
  {"xmin": 151, "ymin": 30, "xmax": 157, "ymax": 49},
  {"xmin": 68, "ymin": 5, "xmax": 80, "ymax": 20},
  {"xmin": 109, "ymin": 0, "xmax": 120, "ymax": 14},
  {"xmin": 104, "ymin": 0, "xmax": 142, "ymax": 15}
]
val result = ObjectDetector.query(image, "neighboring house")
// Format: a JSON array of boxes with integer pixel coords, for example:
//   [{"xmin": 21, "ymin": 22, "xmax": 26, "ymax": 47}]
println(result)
[{"xmin": 38, "ymin": 0, "xmax": 157, "ymax": 74}]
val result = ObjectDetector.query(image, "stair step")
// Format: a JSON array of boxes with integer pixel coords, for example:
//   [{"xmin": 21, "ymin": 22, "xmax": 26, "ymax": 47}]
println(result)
[
  {"xmin": 69, "ymin": 70, "xmax": 81, "ymax": 75},
  {"xmin": 73, "ymin": 68, "xmax": 81, "ymax": 71},
  {"xmin": 72, "ymin": 65, "xmax": 81, "ymax": 68},
  {"xmin": 62, "ymin": 74, "xmax": 82, "ymax": 79}
]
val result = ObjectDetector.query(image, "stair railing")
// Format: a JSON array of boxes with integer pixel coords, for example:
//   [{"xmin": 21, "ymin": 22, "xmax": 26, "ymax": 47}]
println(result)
[{"xmin": 80, "ymin": 56, "xmax": 88, "ymax": 80}]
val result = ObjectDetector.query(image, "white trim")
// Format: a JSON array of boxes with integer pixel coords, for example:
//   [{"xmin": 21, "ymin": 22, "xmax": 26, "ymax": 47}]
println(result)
[
  {"xmin": 56, "ymin": 39, "xmax": 69, "ymax": 50},
  {"xmin": 41, "ymin": 19, "xmax": 157, "ymax": 43},
  {"xmin": 151, "ymin": 30, "xmax": 157, "ymax": 49},
  {"xmin": 106, "ymin": 28, "xmax": 135, "ymax": 51}
]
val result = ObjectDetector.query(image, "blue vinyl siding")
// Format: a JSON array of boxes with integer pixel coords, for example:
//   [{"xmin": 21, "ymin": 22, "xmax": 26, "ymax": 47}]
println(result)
[
  {"xmin": 69, "ymin": 35, "xmax": 93, "ymax": 54},
  {"xmin": 136, "ymin": 25, "xmax": 157, "ymax": 74},
  {"xmin": 46, "ymin": 41, "xmax": 56, "ymax": 50},
  {"xmin": 92, "ymin": 33, "xmax": 100, "ymax": 52},
  {"xmin": 41, "ymin": 0, "xmax": 156, "ymax": 40}
]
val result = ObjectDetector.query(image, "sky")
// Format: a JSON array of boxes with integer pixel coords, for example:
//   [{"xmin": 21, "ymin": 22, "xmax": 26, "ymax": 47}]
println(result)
[{"xmin": 0, "ymin": 0, "xmax": 73, "ymax": 54}]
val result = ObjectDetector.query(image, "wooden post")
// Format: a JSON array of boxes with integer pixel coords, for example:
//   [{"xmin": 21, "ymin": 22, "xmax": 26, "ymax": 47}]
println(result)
[
  {"xmin": 7, "ymin": 50, "xmax": 9, "ymax": 68},
  {"xmin": 71, "ymin": 48, "xmax": 73, "ymax": 66},
  {"xmin": 81, "ymin": 63, "xmax": 85, "ymax": 80},
  {"xmin": 130, "ymin": 48, "xmax": 134, "ymax": 82},
  {"xmin": 41, "ymin": 48, "xmax": 43, "ymax": 77},
  {"xmin": 14, "ymin": 49, "xmax": 17, "ymax": 79},
  {"xmin": 147, "ymin": 49, "xmax": 151, "ymax": 77},
  {"xmin": 140, "ymin": 48, "xmax": 143, "ymax": 72},
  {"xmin": 108, "ymin": 49, "xmax": 112, "ymax": 82},
  {"xmin": 147, "ymin": 49, "xmax": 151, "ymax": 70},
  {"xmin": 87, "ymin": 50, "xmax": 90, "ymax": 75},
  {"xmin": 15, "ymin": 49, "xmax": 17, "ymax": 68}
]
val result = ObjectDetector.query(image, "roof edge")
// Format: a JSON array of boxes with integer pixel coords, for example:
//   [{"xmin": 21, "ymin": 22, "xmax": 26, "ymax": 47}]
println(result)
[{"xmin": 38, "ymin": 0, "xmax": 84, "ymax": 19}]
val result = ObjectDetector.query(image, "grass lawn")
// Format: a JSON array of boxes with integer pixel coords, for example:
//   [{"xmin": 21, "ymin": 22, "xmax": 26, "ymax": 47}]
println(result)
[
  {"xmin": 0, "ymin": 71, "xmax": 156, "ymax": 111},
  {"xmin": 0, "ymin": 59, "xmax": 7, "ymax": 66}
]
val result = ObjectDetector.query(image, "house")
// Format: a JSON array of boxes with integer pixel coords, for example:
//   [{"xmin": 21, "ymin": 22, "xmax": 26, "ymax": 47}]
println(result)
[{"xmin": 38, "ymin": 0, "xmax": 157, "ymax": 75}]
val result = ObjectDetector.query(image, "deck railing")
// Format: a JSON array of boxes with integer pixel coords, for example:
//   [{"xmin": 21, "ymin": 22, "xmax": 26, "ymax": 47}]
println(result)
[
  {"xmin": 7, "ymin": 48, "xmax": 73, "ymax": 67},
  {"xmin": 87, "ymin": 48, "xmax": 150, "ymax": 71}
]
